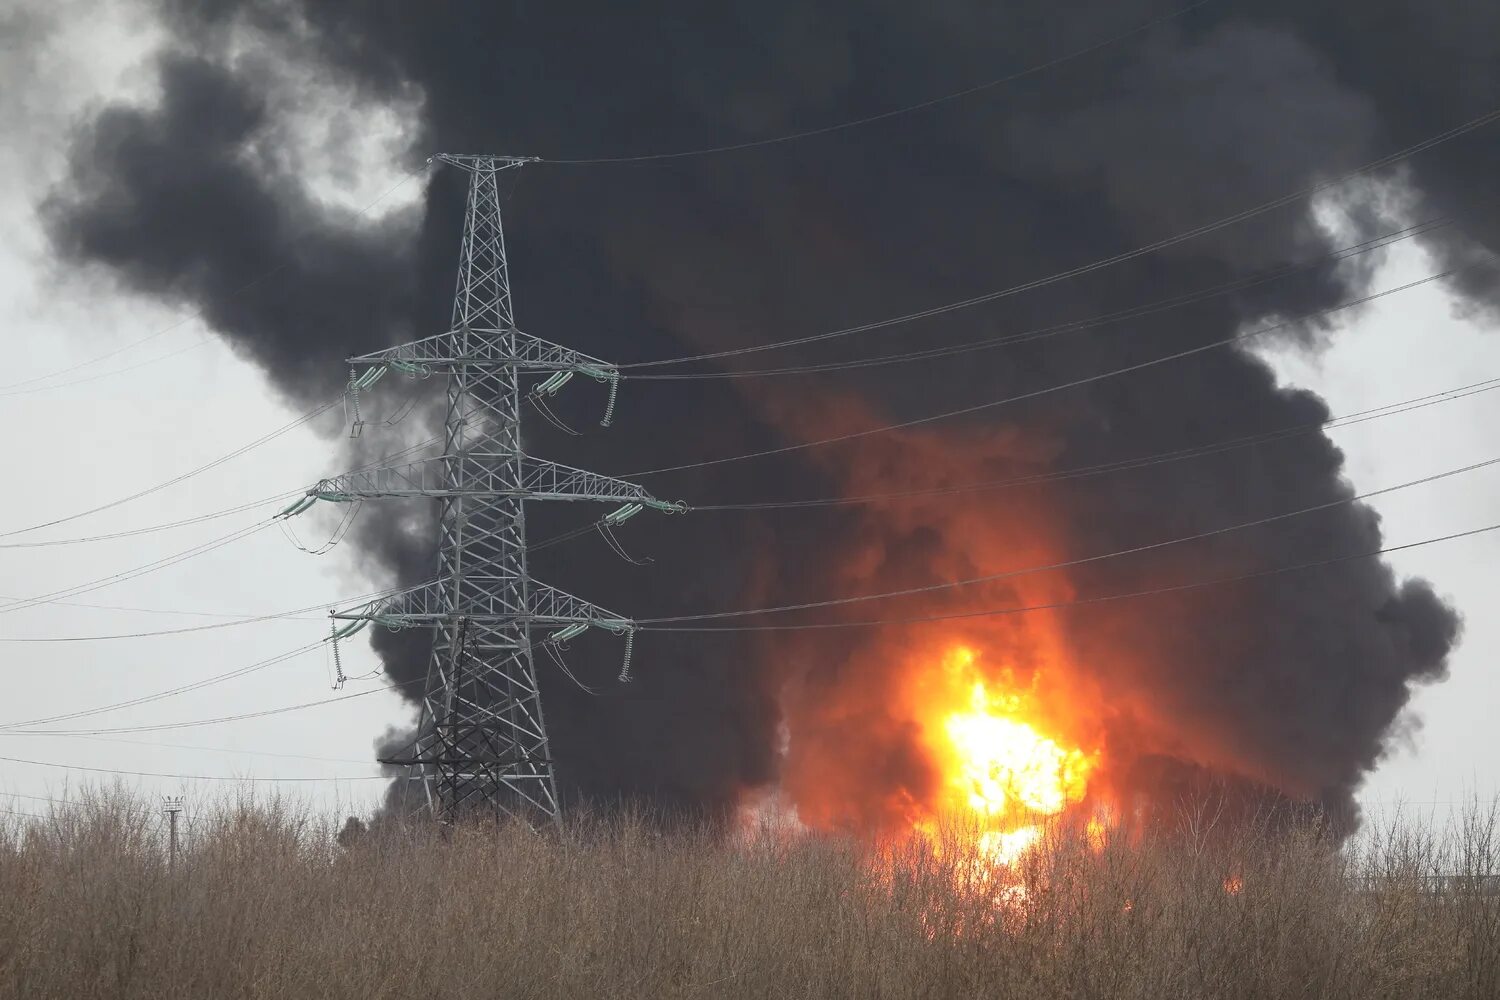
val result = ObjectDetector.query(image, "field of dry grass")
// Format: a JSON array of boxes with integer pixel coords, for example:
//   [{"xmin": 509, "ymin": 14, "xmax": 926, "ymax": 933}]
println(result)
[{"xmin": 0, "ymin": 791, "xmax": 1496, "ymax": 999}]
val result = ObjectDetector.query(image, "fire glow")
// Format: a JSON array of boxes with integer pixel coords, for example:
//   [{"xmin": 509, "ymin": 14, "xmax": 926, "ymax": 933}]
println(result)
[{"xmin": 911, "ymin": 645, "xmax": 1098, "ymax": 865}]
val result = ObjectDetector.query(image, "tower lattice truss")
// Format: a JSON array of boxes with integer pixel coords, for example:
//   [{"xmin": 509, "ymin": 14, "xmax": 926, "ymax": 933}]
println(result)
[{"xmin": 285, "ymin": 155, "xmax": 681, "ymax": 822}]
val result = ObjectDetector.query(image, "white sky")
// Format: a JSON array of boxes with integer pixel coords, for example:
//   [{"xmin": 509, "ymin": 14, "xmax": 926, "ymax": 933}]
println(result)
[{"xmin": 0, "ymin": 3, "xmax": 1494, "ymax": 831}]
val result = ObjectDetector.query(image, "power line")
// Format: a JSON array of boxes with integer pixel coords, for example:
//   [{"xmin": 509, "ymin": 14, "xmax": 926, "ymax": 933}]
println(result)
[
  {"xmin": 0, "ymin": 806, "xmax": 48, "ymax": 820},
  {"xmin": 0, "ymin": 520, "xmax": 275, "ymax": 617},
  {"xmin": 0, "ymin": 640, "xmax": 328, "ymax": 730},
  {"xmin": 0, "ymin": 585, "xmax": 397, "ymax": 641},
  {"xmin": 627, "ymin": 216, "xmax": 1454, "ymax": 380},
  {"xmin": 0, "ymin": 492, "xmax": 300, "ymax": 549},
  {"xmin": 1, "ymin": 791, "xmax": 84, "ymax": 806},
  {"xmin": 0, "ymin": 428, "xmax": 445, "ymax": 551},
  {"xmin": 616, "ymin": 106, "xmax": 1500, "ymax": 370},
  {"xmin": 543, "ymin": 1, "xmax": 1218, "ymax": 164},
  {"xmin": 641, "ymin": 452, "xmax": 1500, "ymax": 623},
  {"xmin": 0, "ymin": 399, "xmax": 338, "ymax": 540},
  {"xmin": 2, "ymin": 685, "xmax": 389, "ymax": 738},
  {"xmin": 0, "ymin": 586, "xmax": 407, "ymax": 727},
  {"xmin": 0, "ymin": 338, "xmax": 222, "ymax": 399},
  {"xmin": 13, "ymin": 733, "xmax": 372, "ymax": 766},
  {"xmin": 627, "ymin": 254, "xmax": 1499, "ymax": 476},
  {"xmin": 693, "ymin": 375, "xmax": 1500, "ymax": 510},
  {"xmin": 0, "ymin": 594, "xmax": 316, "ymax": 620},
  {"xmin": 4, "ymin": 374, "xmax": 1492, "ymax": 637},
  {"xmin": 0, "ymin": 752, "xmax": 384, "ymax": 783},
  {"xmin": 0, "ymin": 431, "xmax": 454, "ymax": 615},
  {"xmin": 530, "ymin": 520, "xmax": 616, "ymax": 553},
  {"xmin": 640, "ymin": 520, "xmax": 1500, "ymax": 633}
]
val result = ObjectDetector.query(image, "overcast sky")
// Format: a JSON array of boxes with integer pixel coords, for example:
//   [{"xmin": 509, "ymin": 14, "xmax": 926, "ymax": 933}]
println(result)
[{"xmin": 1, "ymin": 1, "xmax": 1495, "ymax": 834}]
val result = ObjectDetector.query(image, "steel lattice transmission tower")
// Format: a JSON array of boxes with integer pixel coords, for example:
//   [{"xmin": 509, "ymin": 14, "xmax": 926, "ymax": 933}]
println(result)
[{"xmin": 283, "ymin": 155, "xmax": 682, "ymax": 823}]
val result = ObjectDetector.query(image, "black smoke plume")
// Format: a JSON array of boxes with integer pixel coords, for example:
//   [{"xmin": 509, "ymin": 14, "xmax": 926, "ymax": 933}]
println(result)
[{"xmin": 43, "ymin": 1, "xmax": 1494, "ymax": 829}]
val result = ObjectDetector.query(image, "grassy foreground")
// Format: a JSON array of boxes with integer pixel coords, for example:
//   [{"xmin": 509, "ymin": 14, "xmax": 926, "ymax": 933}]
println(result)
[{"xmin": 0, "ymin": 792, "xmax": 1496, "ymax": 999}]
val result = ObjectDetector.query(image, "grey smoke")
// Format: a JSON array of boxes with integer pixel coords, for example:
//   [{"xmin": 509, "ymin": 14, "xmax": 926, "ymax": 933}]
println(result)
[{"xmin": 41, "ymin": 0, "xmax": 1493, "ymax": 829}]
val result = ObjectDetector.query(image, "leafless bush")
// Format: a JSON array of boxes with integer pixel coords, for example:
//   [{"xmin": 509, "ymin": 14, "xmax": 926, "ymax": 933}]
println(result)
[{"xmin": 0, "ymin": 790, "xmax": 1495, "ymax": 999}]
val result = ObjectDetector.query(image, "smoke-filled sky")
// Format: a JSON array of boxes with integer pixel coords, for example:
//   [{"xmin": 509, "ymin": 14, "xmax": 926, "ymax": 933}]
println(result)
[{"xmin": 2, "ymin": 0, "xmax": 1499, "ymax": 832}]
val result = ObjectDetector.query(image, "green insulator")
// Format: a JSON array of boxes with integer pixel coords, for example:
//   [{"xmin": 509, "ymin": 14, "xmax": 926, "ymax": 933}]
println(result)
[{"xmin": 551, "ymin": 623, "xmax": 588, "ymax": 643}]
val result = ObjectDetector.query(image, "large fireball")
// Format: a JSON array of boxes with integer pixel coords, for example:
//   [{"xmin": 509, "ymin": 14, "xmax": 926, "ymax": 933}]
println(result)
[{"xmin": 911, "ymin": 646, "xmax": 1098, "ymax": 863}]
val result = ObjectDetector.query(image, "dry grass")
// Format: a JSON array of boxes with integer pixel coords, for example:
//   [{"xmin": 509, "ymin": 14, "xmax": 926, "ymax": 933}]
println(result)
[{"xmin": 0, "ymin": 791, "xmax": 1496, "ymax": 999}]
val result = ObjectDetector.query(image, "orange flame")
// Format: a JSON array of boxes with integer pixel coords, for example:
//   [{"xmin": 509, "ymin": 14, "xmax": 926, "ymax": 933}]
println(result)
[{"xmin": 909, "ymin": 645, "xmax": 1099, "ymax": 865}]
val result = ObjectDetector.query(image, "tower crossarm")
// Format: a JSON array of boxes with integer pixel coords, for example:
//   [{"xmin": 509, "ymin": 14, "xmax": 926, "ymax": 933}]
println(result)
[
  {"xmin": 346, "ymin": 328, "xmax": 617, "ymax": 379},
  {"xmin": 330, "ymin": 578, "xmax": 631, "ymax": 634},
  {"xmin": 302, "ymin": 454, "xmax": 685, "ymax": 508}
]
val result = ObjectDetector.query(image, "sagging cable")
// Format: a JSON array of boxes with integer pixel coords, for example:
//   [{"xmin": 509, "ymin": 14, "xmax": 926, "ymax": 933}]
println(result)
[
  {"xmin": 598, "ymin": 519, "xmax": 652, "ymax": 565},
  {"xmin": 528, "ymin": 391, "xmax": 581, "ymax": 436},
  {"xmin": 542, "ymin": 640, "xmax": 599, "ymax": 695},
  {"xmin": 280, "ymin": 501, "xmax": 363, "ymax": 555},
  {"xmin": 381, "ymin": 394, "xmax": 420, "ymax": 427}
]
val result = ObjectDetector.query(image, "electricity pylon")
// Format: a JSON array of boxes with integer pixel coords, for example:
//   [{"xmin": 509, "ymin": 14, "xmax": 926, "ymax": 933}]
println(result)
[{"xmin": 284, "ymin": 154, "xmax": 682, "ymax": 823}]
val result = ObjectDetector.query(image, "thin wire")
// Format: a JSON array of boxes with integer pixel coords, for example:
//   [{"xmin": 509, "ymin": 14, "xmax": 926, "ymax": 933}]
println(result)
[
  {"xmin": 0, "ymin": 491, "xmax": 303, "ymax": 548},
  {"xmin": 542, "ymin": 642, "xmax": 600, "ymax": 696},
  {"xmin": 0, "ymin": 751, "xmax": 384, "ymax": 782},
  {"xmin": 0, "ymin": 640, "xmax": 328, "ymax": 730},
  {"xmin": 641, "ymin": 521, "xmax": 1500, "ymax": 632},
  {"xmin": 530, "ymin": 521, "xmax": 606, "ymax": 552},
  {"xmin": 279, "ymin": 500, "xmax": 363, "ymax": 556},
  {"xmin": 0, "ymin": 520, "xmax": 275, "ymax": 616},
  {"xmin": 3, "ymin": 686, "xmax": 391, "ymax": 738},
  {"xmin": 543, "ymin": 0, "xmax": 1218, "ymax": 164},
  {"xmin": 694, "ymin": 376, "xmax": 1500, "ymax": 510},
  {"xmin": 627, "ymin": 254, "xmax": 1500, "ymax": 476},
  {"xmin": 3, "ymin": 596, "xmax": 318, "ymax": 619},
  {"xmin": 7, "ymin": 733, "xmax": 372, "ymax": 766},
  {"xmin": 0, "ymin": 807, "xmax": 48, "ymax": 820},
  {"xmin": 0, "ymin": 428, "xmax": 444, "ymax": 552},
  {"xmin": 0, "ymin": 584, "xmax": 399, "ymax": 642},
  {"xmin": 0, "ymin": 398, "xmax": 339, "ymax": 539},
  {"xmin": 0, "ymin": 338, "xmax": 222, "ymax": 399},
  {"xmin": 641, "ymin": 453, "xmax": 1500, "ymax": 623},
  {"xmin": 4, "ymin": 596, "xmax": 292, "ymax": 618},
  {"xmin": 617, "ymin": 107, "xmax": 1500, "ymax": 370},
  {"xmin": 0, "ymin": 431, "xmax": 449, "ymax": 616},
  {"xmin": 0, "ymin": 792, "xmax": 85, "ymax": 806},
  {"xmin": 0, "ymin": 167, "xmax": 426, "ymax": 395},
  {"xmin": 628, "ymin": 216, "xmax": 1454, "ymax": 380},
  {"xmin": 0, "ymin": 583, "xmax": 406, "ymax": 729}
]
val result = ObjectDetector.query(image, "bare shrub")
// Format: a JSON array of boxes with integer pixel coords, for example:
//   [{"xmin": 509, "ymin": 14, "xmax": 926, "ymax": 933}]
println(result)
[{"xmin": 0, "ymin": 790, "xmax": 1495, "ymax": 998}]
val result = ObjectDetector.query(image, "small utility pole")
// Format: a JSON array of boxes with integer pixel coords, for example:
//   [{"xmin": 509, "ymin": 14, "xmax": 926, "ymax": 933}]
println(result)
[{"xmin": 163, "ymin": 796, "xmax": 184, "ymax": 873}]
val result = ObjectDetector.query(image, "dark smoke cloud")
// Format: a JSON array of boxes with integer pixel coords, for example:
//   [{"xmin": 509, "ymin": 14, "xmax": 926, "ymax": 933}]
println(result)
[{"xmin": 42, "ymin": 0, "xmax": 1493, "ymax": 827}]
